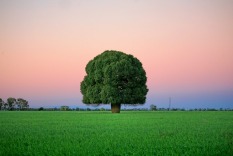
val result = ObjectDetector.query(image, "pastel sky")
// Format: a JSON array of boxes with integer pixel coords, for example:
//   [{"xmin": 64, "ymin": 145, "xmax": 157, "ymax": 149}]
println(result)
[{"xmin": 1, "ymin": 0, "xmax": 233, "ymax": 109}]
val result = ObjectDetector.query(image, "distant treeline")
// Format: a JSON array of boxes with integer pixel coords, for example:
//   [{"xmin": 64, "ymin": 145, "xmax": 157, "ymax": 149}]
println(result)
[
  {"xmin": 0, "ymin": 98, "xmax": 29, "ymax": 111},
  {"xmin": 1, "ymin": 99, "xmax": 232, "ymax": 111},
  {"xmin": 28, "ymin": 106, "xmax": 233, "ymax": 111}
]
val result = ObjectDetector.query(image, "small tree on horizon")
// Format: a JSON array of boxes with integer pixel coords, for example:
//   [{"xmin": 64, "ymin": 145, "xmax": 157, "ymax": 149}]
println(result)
[
  {"xmin": 38, "ymin": 107, "xmax": 44, "ymax": 111},
  {"xmin": 80, "ymin": 50, "xmax": 148, "ymax": 113},
  {"xmin": 17, "ymin": 98, "xmax": 29, "ymax": 110},
  {"xmin": 150, "ymin": 104, "xmax": 157, "ymax": 111},
  {"xmin": 60, "ymin": 106, "xmax": 69, "ymax": 111},
  {"xmin": 7, "ymin": 97, "xmax": 16, "ymax": 111},
  {"xmin": 100, "ymin": 107, "xmax": 105, "ymax": 111},
  {"xmin": 0, "ymin": 98, "xmax": 4, "ymax": 110}
]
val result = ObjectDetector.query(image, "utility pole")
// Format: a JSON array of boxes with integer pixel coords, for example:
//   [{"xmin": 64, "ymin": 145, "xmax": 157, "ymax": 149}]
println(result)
[{"xmin": 168, "ymin": 97, "xmax": 171, "ymax": 111}]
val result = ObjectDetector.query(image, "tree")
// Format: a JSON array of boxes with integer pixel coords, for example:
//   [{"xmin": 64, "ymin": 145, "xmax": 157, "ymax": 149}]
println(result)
[
  {"xmin": 7, "ymin": 97, "xmax": 16, "ymax": 110},
  {"xmin": 3, "ymin": 101, "xmax": 8, "ymax": 110},
  {"xmin": 17, "ymin": 98, "xmax": 29, "ymax": 110},
  {"xmin": 80, "ymin": 50, "xmax": 148, "ymax": 113},
  {"xmin": 17, "ymin": 98, "xmax": 24, "ymax": 110},
  {"xmin": 0, "ymin": 98, "xmax": 4, "ymax": 110},
  {"xmin": 150, "ymin": 104, "xmax": 157, "ymax": 111},
  {"xmin": 38, "ymin": 107, "xmax": 44, "ymax": 111},
  {"xmin": 23, "ymin": 100, "xmax": 29, "ymax": 110},
  {"xmin": 100, "ymin": 107, "xmax": 105, "ymax": 111},
  {"xmin": 60, "ymin": 106, "xmax": 69, "ymax": 111}
]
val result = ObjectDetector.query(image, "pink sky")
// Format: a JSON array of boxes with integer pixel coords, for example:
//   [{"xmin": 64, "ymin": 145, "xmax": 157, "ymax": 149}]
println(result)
[{"xmin": 1, "ymin": 0, "xmax": 233, "ymax": 108}]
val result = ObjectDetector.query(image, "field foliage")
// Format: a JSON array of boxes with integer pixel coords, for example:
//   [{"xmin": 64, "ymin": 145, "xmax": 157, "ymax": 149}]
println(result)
[{"xmin": 0, "ymin": 111, "xmax": 232, "ymax": 155}]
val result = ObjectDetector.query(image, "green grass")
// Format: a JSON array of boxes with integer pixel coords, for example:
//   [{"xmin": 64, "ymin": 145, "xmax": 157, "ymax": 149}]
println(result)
[{"xmin": 0, "ymin": 111, "xmax": 233, "ymax": 155}]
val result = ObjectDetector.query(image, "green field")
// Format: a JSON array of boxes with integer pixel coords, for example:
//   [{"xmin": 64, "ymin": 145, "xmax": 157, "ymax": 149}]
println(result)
[{"xmin": 0, "ymin": 111, "xmax": 232, "ymax": 155}]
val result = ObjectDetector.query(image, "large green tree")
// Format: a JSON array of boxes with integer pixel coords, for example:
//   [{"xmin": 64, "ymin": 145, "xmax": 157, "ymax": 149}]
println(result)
[{"xmin": 80, "ymin": 50, "xmax": 148, "ymax": 113}]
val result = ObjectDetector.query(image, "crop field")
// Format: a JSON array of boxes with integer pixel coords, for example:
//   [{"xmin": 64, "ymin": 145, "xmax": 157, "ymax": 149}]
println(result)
[{"xmin": 0, "ymin": 111, "xmax": 233, "ymax": 155}]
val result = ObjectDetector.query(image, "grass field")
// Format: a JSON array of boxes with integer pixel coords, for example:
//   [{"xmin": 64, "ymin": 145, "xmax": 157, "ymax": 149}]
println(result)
[{"xmin": 0, "ymin": 111, "xmax": 232, "ymax": 155}]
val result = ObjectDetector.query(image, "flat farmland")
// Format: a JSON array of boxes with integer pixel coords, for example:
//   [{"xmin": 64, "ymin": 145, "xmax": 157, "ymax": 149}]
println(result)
[{"xmin": 0, "ymin": 111, "xmax": 232, "ymax": 155}]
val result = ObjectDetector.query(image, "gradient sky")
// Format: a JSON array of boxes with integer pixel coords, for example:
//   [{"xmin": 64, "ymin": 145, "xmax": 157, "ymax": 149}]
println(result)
[{"xmin": 1, "ymin": 0, "xmax": 233, "ymax": 109}]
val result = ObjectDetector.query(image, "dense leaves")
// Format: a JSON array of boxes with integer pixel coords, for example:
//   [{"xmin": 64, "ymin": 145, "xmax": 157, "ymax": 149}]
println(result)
[{"xmin": 81, "ymin": 50, "xmax": 148, "ymax": 105}]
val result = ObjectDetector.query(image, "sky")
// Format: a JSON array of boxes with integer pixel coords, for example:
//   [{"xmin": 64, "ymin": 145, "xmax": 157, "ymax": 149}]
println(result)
[{"xmin": 0, "ymin": 0, "xmax": 233, "ymax": 109}]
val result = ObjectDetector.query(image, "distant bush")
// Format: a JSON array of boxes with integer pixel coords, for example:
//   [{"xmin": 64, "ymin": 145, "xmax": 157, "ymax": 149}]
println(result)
[
  {"xmin": 38, "ymin": 107, "xmax": 44, "ymax": 111},
  {"xmin": 60, "ymin": 106, "xmax": 69, "ymax": 111}
]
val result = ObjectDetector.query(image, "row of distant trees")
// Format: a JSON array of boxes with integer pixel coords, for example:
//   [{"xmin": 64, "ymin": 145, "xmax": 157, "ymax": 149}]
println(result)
[
  {"xmin": 0, "ymin": 98, "xmax": 29, "ymax": 111},
  {"xmin": 150, "ymin": 104, "xmax": 233, "ymax": 111},
  {"xmin": 35, "ymin": 105, "xmax": 233, "ymax": 111},
  {"xmin": 1, "ymin": 101, "xmax": 232, "ymax": 111}
]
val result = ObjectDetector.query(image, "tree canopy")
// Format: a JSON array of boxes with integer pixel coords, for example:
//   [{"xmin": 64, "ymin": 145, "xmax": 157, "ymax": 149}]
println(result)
[{"xmin": 80, "ymin": 50, "xmax": 148, "ymax": 112}]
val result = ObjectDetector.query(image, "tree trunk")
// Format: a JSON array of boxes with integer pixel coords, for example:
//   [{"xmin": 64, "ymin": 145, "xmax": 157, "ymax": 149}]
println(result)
[{"xmin": 111, "ymin": 104, "xmax": 121, "ymax": 113}]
